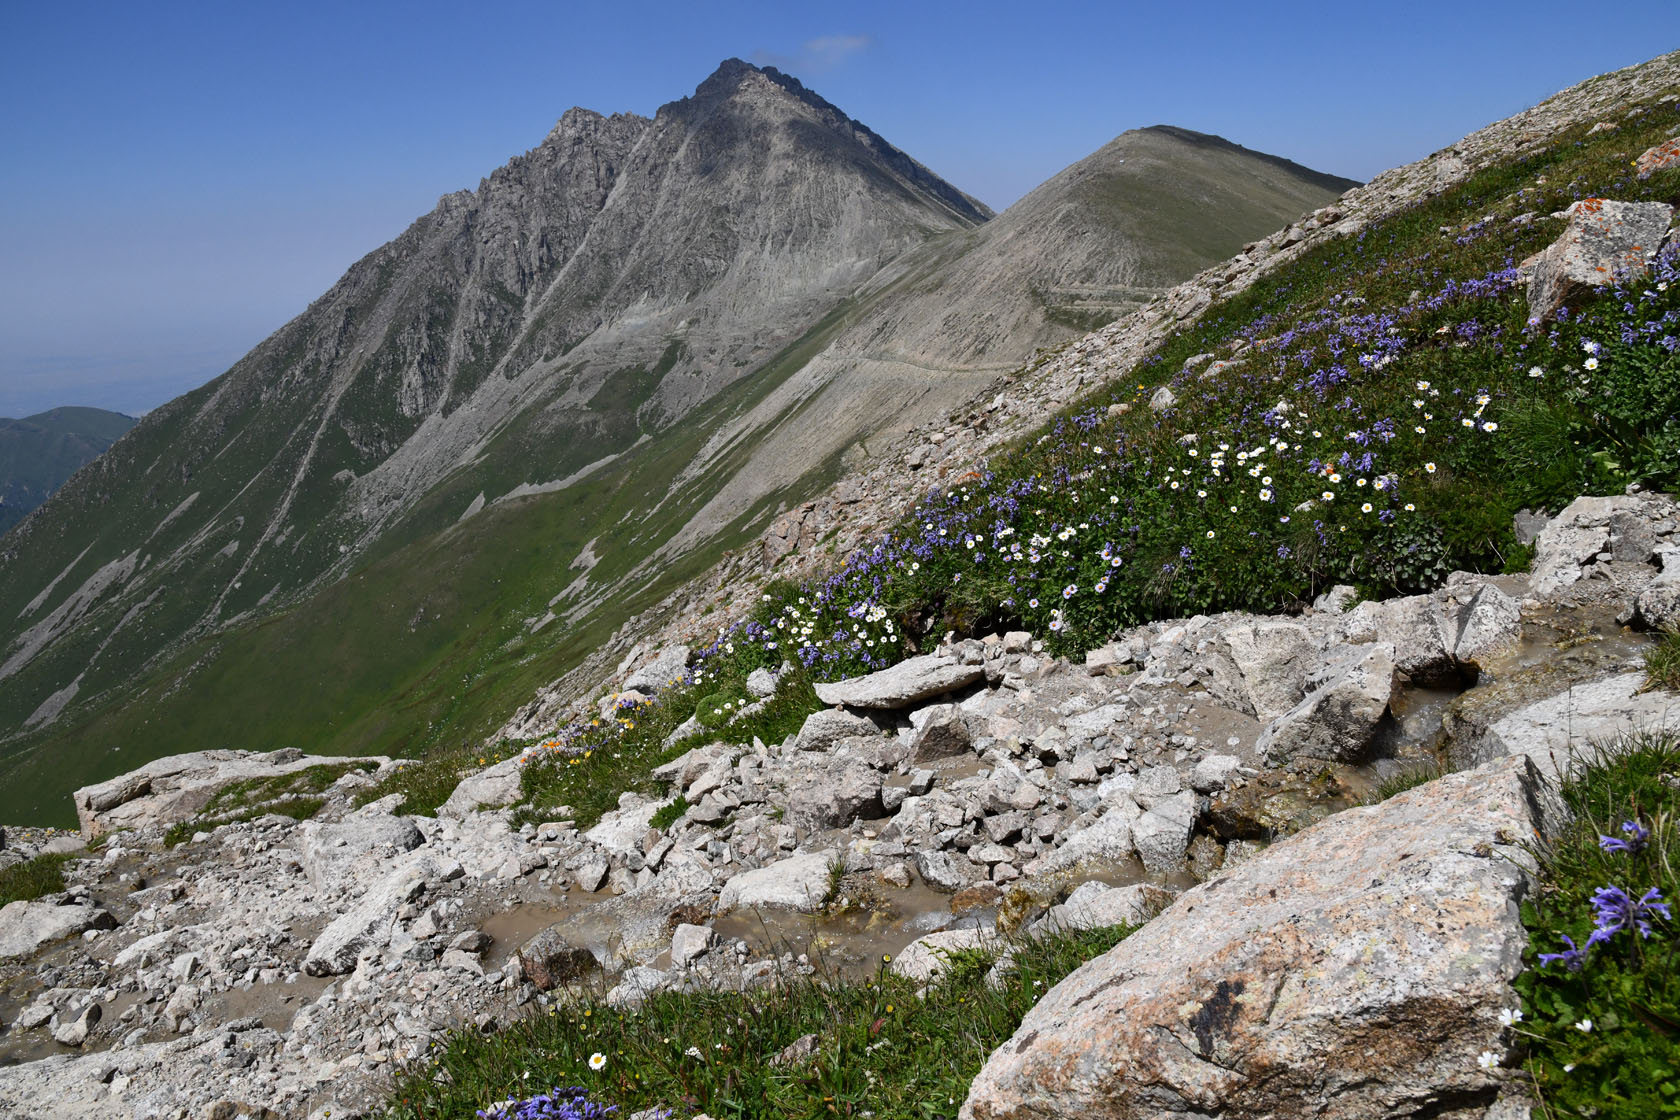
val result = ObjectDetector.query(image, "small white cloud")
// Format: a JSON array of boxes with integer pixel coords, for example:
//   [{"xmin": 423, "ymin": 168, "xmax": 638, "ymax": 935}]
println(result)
[
  {"xmin": 752, "ymin": 33, "xmax": 873, "ymax": 75},
  {"xmin": 805, "ymin": 34, "xmax": 872, "ymax": 64}
]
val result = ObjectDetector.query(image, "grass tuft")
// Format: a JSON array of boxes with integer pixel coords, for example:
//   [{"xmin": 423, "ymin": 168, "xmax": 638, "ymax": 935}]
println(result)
[
  {"xmin": 1644, "ymin": 626, "xmax": 1680, "ymax": 693},
  {"xmin": 1371, "ymin": 759, "xmax": 1448, "ymax": 802},
  {"xmin": 648, "ymin": 797, "xmax": 689, "ymax": 832},
  {"xmin": 0, "ymin": 851, "xmax": 74, "ymax": 907}
]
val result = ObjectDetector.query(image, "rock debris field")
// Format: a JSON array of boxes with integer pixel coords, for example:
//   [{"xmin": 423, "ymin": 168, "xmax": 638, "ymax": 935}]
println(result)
[{"xmin": 0, "ymin": 492, "xmax": 1675, "ymax": 1119}]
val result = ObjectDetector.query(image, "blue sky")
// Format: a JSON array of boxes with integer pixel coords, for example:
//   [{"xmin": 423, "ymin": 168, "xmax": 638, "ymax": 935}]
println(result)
[{"xmin": 0, "ymin": 1, "xmax": 1672, "ymax": 418}]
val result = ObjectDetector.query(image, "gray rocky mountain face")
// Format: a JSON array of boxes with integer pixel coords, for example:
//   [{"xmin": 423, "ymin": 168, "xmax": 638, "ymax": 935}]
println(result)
[{"xmin": 0, "ymin": 58, "xmax": 1349, "ymax": 824}]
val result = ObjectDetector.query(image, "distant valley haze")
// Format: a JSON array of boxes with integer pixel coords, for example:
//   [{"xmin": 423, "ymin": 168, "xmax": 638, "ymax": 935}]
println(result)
[{"xmin": 1, "ymin": 0, "xmax": 1673, "ymax": 417}]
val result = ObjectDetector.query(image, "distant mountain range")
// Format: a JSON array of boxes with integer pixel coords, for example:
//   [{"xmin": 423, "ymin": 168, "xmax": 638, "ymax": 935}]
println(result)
[
  {"xmin": 0, "ymin": 407, "xmax": 135, "ymax": 538},
  {"xmin": 0, "ymin": 59, "xmax": 1354, "ymax": 824}
]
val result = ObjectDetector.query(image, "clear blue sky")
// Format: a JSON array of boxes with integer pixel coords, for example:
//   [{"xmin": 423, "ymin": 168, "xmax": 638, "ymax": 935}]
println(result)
[{"xmin": 0, "ymin": 1, "xmax": 1672, "ymax": 417}]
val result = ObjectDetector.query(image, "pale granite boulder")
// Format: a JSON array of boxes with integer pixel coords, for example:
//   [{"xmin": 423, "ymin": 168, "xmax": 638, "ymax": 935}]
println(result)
[{"xmin": 963, "ymin": 756, "xmax": 1560, "ymax": 1120}]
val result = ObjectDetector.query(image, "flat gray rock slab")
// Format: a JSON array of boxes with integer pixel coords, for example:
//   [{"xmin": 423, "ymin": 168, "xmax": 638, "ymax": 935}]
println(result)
[
  {"xmin": 0, "ymin": 901, "xmax": 116, "ymax": 959},
  {"xmin": 963, "ymin": 756, "xmax": 1560, "ymax": 1120},
  {"xmin": 814, "ymin": 654, "xmax": 985, "ymax": 709},
  {"xmin": 1477, "ymin": 671, "xmax": 1680, "ymax": 780},
  {"xmin": 72, "ymin": 747, "xmax": 387, "ymax": 837},
  {"xmin": 297, "ymin": 809, "xmax": 424, "ymax": 891}
]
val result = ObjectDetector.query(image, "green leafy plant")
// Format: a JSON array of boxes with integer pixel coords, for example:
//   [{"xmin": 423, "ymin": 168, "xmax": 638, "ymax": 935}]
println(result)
[
  {"xmin": 648, "ymin": 797, "xmax": 689, "ymax": 832},
  {"xmin": 694, "ymin": 688, "xmax": 751, "ymax": 729}
]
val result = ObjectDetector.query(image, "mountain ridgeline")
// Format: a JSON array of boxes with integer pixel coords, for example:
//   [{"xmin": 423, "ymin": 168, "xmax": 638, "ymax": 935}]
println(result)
[
  {"xmin": 0, "ymin": 60, "xmax": 1354, "ymax": 824},
  {"xmin": 0, "ymin": 407, "xmax": 136, "ymax": 538}
]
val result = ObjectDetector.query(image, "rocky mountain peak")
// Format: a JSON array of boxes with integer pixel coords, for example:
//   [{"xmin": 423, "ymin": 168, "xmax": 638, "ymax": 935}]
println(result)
[{"xmin": 665, "ymin": 58, "xmax": 993, "ymax": 225}]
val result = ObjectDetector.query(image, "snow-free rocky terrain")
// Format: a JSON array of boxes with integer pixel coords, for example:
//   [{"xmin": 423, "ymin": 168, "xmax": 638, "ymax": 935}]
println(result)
[{"xmin": 0, "ymin": 488, "xmax": 1676, "ymax": 1119}]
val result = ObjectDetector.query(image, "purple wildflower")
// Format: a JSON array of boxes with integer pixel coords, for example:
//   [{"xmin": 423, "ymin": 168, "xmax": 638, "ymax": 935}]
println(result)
[
  {"xmin": 478, "ymin": 1086, "xmax": 622, "ymax": 1120},
  {"xmin": 1589, "ymin": 885, "xmax": 1672, "ymax": 944},
  {"xmin": 1598, "ymin": 819, "xmax": 1650, "ymax": 856},
  {"xmin": 1536, "ymin": 933, "xmax": 1588, "ymax": 972}
]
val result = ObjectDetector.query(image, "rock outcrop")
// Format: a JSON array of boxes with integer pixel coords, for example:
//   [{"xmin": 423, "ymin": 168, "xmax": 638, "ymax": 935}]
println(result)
[
  {"xmin": 962, "ymin": 755, "xmax": 1560, "ymax": 1119},
  {"xmin": 72, "ymin": 748, "xmax": 389, "ymax": 838}
]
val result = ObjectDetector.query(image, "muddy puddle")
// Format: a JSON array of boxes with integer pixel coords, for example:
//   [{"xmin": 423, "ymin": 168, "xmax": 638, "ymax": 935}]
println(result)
[{"xmin": 711, "ymin": 878, "xmax": 960, "ymax": 978}]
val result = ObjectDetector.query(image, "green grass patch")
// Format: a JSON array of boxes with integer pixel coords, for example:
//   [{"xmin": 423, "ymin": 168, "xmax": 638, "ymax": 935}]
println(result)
[
  {"xmin": 1369, "ymin": 759, "xmax": 1448, "ymax": 803},
  {"xmin": 1513, "ymin": 732, "xmax": 1680, "ymax": 1118},
  {"xmin": 202, "ymin": 761, "xmax": 378, "ymax": 816},
  {"xmin": 381, "ymin": 922, "xmax": 1132, "ymax": 1120},
  {"xmin": 1645, "ymin": 628, "xmax": 1680, "ymax": 693},
  {"xmin": 648, "ymin": 797, "xmax": 689, "ymax": 832},
  {"xmin": 0, "ymin": 851, "xmax": 73, "ymax": 907},
  {"xmin": 509, "ymin": 658, "xmax": 825, "ymax": 833},
  {"xmin": 353, "ymin": 744, "xmax": 499, "ymax": 817}
]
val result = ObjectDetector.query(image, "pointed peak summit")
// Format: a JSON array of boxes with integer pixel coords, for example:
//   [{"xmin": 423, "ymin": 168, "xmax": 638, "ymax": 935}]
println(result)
[{"xmin": 671, "ymin": 57, "xmax": 841, "ymax": 120}]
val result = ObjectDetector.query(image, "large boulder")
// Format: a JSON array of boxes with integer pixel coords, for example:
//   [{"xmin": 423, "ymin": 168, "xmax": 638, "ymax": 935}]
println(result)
[
  {"xmin": 813, "ymin": 653, "xmax": 985, "ymax": 709},
  {"xmin": 438, "ymin": 755, "xmax": 523, "ymax": 817},
  {"xmin": 792, "ymin": 708, "xmax": 880, "ymax": 752},
  {"xmin": 622, "ymin": 645, "xmax": 691, "ymax": 694},
  {"xmin": 782, "ymin": 760, "xmax": 883, "ymax": 829},
  {"xmin": 296, "ymin": 807, "xmax": 424, "ymax": 891},
  {"xmin": 1204, "ymin": 620, "xmax": 1316, "ymax": 719},
  {"xmin": 1525, "ymin": 198, "xmax": 1674, "ymax": 321},
  {"xmin": 1026, "ymin": 798, "xmax": 1142, "ymax": 879},
  {"xmin": 908, "ymin": 704, "xmax": 973, "ymax": 763},
  {"xmin": 1528, "ymin": 494, "xmax": 1650, "ymax": 597},
  {"xmin": 518, "ymin": 927, "xmax": 600, "ymax": 991},
  {"xmin": 1131, "ymin": 791, "xmax": 1197, "ymax": 876},
  {"xmin": 1338, "ymin": 582, "xmax": 1519, "ymax": 686},
  {"xmin": 962, "ymin": 756, "xmax": 1561, "ymax": 1120},
  {"xmin": 1039, "ymin": 882, "xmax": 1177, "ymax": 934},
  {"xmin": 1256, "ymin": 644, "xmax": 1394, "ymax": 764},
  {"xmin": 1634, "ymin": 549, "xmax": 1680, "ymax": 630},
  {"xmin": 717, "ymin": 850, "xmax": 837, "ymax": 913},
  {"xmin": 584, "ymin": 797, "xmax": 661, "ymax": 856}
]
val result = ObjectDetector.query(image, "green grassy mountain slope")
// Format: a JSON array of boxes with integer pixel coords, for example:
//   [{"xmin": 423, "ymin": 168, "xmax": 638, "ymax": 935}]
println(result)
[
  {"xmin": 0, "ymin": 62, "xmax": 1355, "ymax": 825},
  {"xmin": 0, "ymin": 407, "xmax": 135, "ymax": 537}
]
